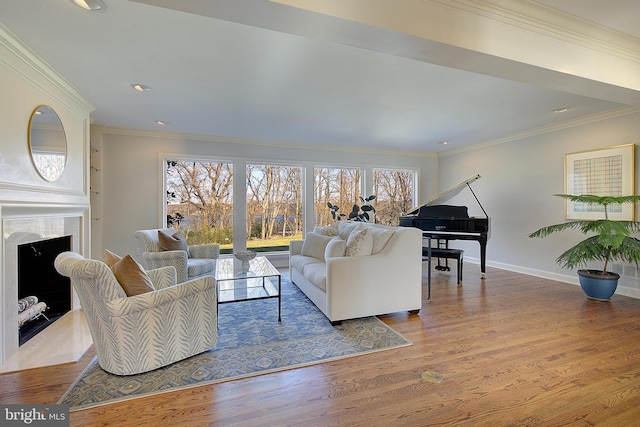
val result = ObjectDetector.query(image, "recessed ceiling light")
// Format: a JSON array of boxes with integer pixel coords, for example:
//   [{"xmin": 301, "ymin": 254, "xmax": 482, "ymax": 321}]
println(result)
[
  {"xmin": 72, "ymin": 0, "xmax": 105, "ymax": 10},
  {"xmin": 441, "ymin": 141, "xmax": 449, "ymax": 145},
  {"xmin": 156, "ymin": 120, "xmax": 169, "ymax": 126},
  {"xmin": 131, "ymin": 83, "xmax": 151, "ymax": 92},
  {"xmin": 554, "ymin": 107, "xmax": 570, "ymax": 113}
]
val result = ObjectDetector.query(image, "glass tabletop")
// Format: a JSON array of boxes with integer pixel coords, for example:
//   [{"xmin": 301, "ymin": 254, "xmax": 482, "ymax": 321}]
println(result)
[
  {"xmin": 215, "ymin": 256, "xmax": 281, "ymax": 304},
  {"xmin": 215, "ymin": 256, "xmax": 279, "ymax": 281}
]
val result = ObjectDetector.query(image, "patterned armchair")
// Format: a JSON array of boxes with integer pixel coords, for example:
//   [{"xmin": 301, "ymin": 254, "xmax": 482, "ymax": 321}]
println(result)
[
  {"xmin": 54, "ymin": 251, "xmax": 217, "ymax": 376},
  {"xmin": 134, "ymin": 228, "xmax": 219, "ymax": 283}
]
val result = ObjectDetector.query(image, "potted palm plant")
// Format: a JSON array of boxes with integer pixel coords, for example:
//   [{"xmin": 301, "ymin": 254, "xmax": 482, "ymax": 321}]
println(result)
[{"xmin": 529, "ymin": 194, "xmax": 640, "ymax": 301}]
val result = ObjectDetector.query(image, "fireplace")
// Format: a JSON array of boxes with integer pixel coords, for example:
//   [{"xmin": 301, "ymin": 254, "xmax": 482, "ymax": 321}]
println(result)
[
  {"xmin": 2, "ymin": 210, "xmax": 85, "ymax": 366},
  {"xmin": 17, "ymin": 235, "xmax": 72, "ymax": 345}
]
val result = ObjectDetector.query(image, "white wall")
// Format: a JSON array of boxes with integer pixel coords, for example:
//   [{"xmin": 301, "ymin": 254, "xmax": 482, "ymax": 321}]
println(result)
[
  {"xmin": 437, "ymin": 108, "xmax": 640, "ymax": 297},
  {"xmin": 0, "ymin": 26, "xmax": 92, "ymax": 365},
  {"xmin": 92, "ymin": 129, "xmax": 438, "ymax": 261}
]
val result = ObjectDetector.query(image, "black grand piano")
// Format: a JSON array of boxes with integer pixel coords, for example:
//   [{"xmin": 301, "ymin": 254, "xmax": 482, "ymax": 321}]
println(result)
[{"xmin": 399, "ymin": 174, "xmax": 489, "ymax": 278}]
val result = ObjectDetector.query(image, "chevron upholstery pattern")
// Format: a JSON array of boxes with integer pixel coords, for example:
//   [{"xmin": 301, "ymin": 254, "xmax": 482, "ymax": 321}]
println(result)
[
  {"xmin": 134, "ymin": 228, "xmax": 220, "ymax": 283},
  {"xmin": 54, "ymin": 251, "xmax": 218, "ymax": 376}
]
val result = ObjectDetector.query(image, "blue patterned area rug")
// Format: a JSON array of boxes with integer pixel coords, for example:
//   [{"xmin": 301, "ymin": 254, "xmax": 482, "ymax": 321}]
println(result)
[{"xmin": 59, "ymin": 273, "xmax": 411, "ymax": 411}]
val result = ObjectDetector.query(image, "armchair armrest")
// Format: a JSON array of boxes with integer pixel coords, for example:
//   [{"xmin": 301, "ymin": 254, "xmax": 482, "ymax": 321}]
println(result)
[
  {"xmin": 146, "ymin": 266, "xmax": 177, "ymax": 290},
  {"xmin": 189, "ymin": 244, "xmax": 220, "ymax": 260},
  {"xmin": 142, "ymin": 250, "xmax": 188, "ymax": 283},
  {"xmin": 106, "ymin": 275, "xmax": 216, "ymax": 318}
]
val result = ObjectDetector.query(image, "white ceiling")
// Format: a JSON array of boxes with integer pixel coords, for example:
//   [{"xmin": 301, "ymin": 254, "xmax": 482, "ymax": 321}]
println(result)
[{"xmin": 0, "ymin": 0, "xmax": 638, "ymax": 154}]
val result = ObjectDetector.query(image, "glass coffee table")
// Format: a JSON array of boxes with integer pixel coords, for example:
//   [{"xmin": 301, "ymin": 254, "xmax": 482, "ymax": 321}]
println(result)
[{"xmin": 215, "ymin": 256, "xmax": 281, "ymax": 321}]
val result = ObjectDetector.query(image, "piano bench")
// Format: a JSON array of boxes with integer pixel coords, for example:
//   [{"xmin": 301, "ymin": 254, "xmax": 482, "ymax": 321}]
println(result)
[{"xmin": 422, "ymin": 248, "xmax": 463, "ymax": 284}]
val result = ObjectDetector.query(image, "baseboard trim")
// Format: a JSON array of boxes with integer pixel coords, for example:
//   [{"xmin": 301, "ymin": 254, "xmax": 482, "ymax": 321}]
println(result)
[{"xmin": 463, "ymin": 257, "xmax": 640, "ymax": 299}]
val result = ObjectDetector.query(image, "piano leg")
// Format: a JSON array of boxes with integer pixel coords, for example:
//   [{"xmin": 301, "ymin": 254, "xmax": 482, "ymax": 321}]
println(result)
[
  {"xmin": 480, "ymin": 241, "xmax": 487, "ymax": 279},
  {"xmin": 426, "ymin": 239, "xmax": 432, "ymax": 301}
]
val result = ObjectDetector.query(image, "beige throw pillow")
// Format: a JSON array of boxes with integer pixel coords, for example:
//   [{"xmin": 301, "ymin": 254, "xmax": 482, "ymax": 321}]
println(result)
[
  {"xmin": 345, "ymin": 227, "xmax": 373, "ymax": 257},
  {"xmin": 111, "ymin": 255, "xmax": 155, "ymax": 296},
  {"xmin": 103, "ymin": 249, "xmax": 122, "ymax": 268},
  {"xmin": 338, "ymin": 221, "xmax": 362, "ymax": 240},
  {"xmin": 158, "ymin": 230, "xmax": 188, "ymax": 252},
  {"xmin": 368, "ymin": 227, "xmax": 395, "ymax": 254},
  {"xmin": 301, "ymin": 232, "xmax": 334, "ymax": 261},
  {"xmin": 313, "ymin": 222, "xmax": 338, "ymax": 237}
]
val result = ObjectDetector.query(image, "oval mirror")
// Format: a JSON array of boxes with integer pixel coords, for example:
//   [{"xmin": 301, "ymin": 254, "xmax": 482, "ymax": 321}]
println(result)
[{"xmin": 28, "ymin": 105, "xmax": 67, "ymax": 182}]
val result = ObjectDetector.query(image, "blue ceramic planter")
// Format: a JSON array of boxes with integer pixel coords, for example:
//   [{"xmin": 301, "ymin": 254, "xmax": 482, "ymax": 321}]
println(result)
[{"xmin": 577, "ymin": 269, "xmax": 619, "ymax": 301}]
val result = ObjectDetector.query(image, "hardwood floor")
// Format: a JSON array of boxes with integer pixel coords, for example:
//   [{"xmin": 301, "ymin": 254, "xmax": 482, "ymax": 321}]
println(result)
[{"xmin": 2, "ymin": 266, "xmax": 640, "ymax": 426}]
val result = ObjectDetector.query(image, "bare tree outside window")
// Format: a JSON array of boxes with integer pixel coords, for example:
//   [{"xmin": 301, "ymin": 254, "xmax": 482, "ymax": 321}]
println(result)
[
  {"xmin": 166, "ymin": 160, "xmax": 234, "ymax": 252},
  {"xmin": 373, "ymin": 169, "xmax": 415, "ymax": 225},
  {"xmin": 246, "ymin": 164, "xmax": 303, "ymax": 252},
  {"xmin": 165, "ymin": 160, "xmax": 416, "ymax": 251},
  {"xmin": 314, "ymin": 167, "xmax": 361, "ymax": 226}
]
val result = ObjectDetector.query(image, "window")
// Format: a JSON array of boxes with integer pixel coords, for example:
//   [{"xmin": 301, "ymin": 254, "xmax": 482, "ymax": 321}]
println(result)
[
  {"xmin": 164, "ymin": 160, "xmax": 416, "ymax": 252},
  {"xmin": 246, "ymin": 164, "xmax": 303, "ymax": 252},
  {"xmin": 165, "ymin": 160, "xmax": 234, "ymax": 253},
  {"xmin": 314, "ymin": 167, "xmax": 362, "ymax": 226},
  {"xmin": 373, "ymin": 168, "xmax": 415, "ymax": 225}
]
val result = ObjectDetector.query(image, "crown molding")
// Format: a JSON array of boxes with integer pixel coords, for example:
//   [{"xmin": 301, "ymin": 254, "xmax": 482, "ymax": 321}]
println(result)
[
  {"xmin": 0, "ymin": 24, "xmax": 94, "ymax": 115},
  {"xmin": 92, "ymin": 125, "xmax": 439, "ymax": 159},
  {"xmin": 439, "ymin": 106, "xmax": 640, "ymax": 157},
  {"xmin": 95, "ymin": 106, "xmax": 640, "ymax": 160},
  {"xmin": 426, "ymin": 0, "xmax": 640, "ymax": 61}
]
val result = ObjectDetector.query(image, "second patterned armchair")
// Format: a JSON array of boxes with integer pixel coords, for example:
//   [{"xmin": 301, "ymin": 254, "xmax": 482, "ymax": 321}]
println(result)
[{"xmin": 134, "ymin": 228, "xmax": 219, "ymax": 283}]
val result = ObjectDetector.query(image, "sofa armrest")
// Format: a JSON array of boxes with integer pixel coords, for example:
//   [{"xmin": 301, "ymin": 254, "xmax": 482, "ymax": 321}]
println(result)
[
  {"xmin": 290, "ymin": 240, "xmax": 304, "ymax": 256},
  {"xmin": 324, "ymin": 227, "xmax": 423, "ymax": 319}
]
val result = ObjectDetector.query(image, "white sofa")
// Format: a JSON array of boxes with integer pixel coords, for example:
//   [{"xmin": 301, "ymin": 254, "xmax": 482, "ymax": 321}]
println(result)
[{"xmin": 289, "ymin": 221, "xmax": 423, "ymax": 324}]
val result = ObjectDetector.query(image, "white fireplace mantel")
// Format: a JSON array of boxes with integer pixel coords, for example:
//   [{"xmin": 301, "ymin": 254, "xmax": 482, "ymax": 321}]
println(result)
[{"xmin": 1, "ymin": 204, "xmax": 90, "ymax": 366}]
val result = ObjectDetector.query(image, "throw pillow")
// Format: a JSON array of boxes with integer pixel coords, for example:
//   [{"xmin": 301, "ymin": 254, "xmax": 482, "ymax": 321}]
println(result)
[
  {"xmin": 312, "ymin": 222, "xmax": 338, "ymax": 237},
  {"xmin": 325, "ymin": 237, "xmax": 346, "ymax": 259},
  {"xmin": 301, "ymin": 232, "xmax": 334, "ymax": 261},
  {"xmin": 111, "ymin": 255, "xmax": 156, "ymax": 296},
  {"xmin": 103, "ymin": 249, "xmax": 122, "ymax": 268},
  {"xmin": 338, "ymin": 221, "xmax": 362, "ymax": 240},
  {"xmin": 367, "ymin": 227, "xmax": 395, "ymax": 254},
  {"xmin": 158, "ymin": 230, "xmax": 188, "ymax": 252},
  {"xmin": 345, "ymin": 227, "xmax": 373, "ymax": 257}
]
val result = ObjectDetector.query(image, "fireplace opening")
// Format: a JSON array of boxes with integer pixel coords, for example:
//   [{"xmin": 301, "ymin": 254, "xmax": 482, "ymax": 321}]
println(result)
[{"xmin": 17, "ymin": 235, "xmax": 72, "ymax": 346}]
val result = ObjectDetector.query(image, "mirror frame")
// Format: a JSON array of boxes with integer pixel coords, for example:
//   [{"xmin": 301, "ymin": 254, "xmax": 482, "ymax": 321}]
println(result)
[{"xmin": 27, "ymin": 105, "xmax": 67, "ymax": 182}]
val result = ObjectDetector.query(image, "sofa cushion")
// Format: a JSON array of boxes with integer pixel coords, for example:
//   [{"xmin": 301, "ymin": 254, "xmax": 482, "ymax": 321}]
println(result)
[
  {"xmin": 345, "ymin": 227, "xmax": 373, "ymax": 257},
  {"xmin": 325, "ymin": 237, "xmax": 346, "ymax": 259},
  {"xmin": 158, "ymin": 230, "xmax": 188, "ymax": 252},
  {"xmin": 303, "ymin": 262, "xmax": 327, "ymax": 292},
  {"xmin": 290, "ymin": 254, "xmax": 324, "ymax": 272},
  {"xmin": 301, "ymin": 232, "xmax": 334, "ymax": 261},
  {"xmin": 338, "ymin": 221, "xmax": 362, "ymax": 240},
  {"xmin": 111, "ymin": 255, "xmax": 156, "ymax": 296},
  {"xmin": 187, "ymin": 258, "xmax": 215, "ymax": 278},
  {"xmin": 367, "ymin": 227, "xmax": 395, "ymax": 254},
  {"xmin": 313, "ymin": 222, "xmax": 338, "ymax": 237}
]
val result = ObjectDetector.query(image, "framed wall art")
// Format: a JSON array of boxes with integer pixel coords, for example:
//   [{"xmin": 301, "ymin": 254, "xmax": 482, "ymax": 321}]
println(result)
[{"xmin": 564, "ymin": 144, "xmax": 635, "ymax": 220}]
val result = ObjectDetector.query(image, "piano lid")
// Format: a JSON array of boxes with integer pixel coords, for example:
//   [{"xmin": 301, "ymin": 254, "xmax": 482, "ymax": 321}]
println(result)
[{"xmin": 406, "ymin": 174, "xmax": 483, "ymax": 216}]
